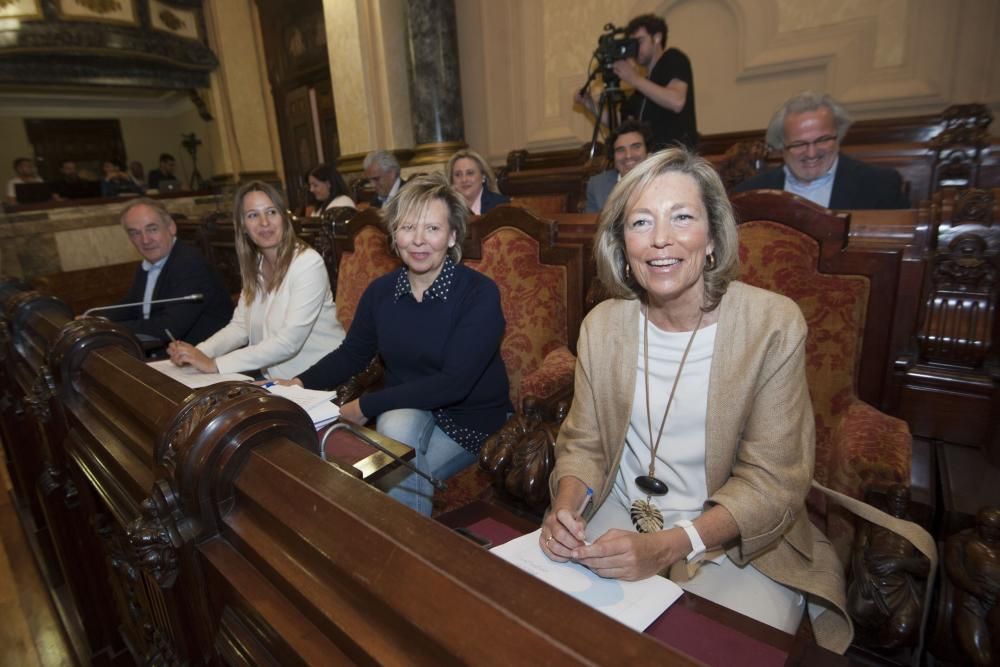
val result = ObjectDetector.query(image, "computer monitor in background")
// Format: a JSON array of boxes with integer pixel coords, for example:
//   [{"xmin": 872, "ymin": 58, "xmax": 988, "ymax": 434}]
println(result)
[{"xmin": 14, "ymin": 182, "xmax": 52, "ymax": 204}]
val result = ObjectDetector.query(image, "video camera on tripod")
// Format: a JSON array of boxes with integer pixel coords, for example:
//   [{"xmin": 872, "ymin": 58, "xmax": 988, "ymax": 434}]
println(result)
[
  {"xmin": 579, "ymin": 23, "xmax": 639, "ymax": 159},
  {"xmin": 594, "ymin": 23, "xmax": 638, "ymax": 90}
]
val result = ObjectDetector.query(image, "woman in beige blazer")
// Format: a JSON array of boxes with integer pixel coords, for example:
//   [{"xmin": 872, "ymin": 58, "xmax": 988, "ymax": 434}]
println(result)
[{"xmin": 542, "ymin": 148, "xmax": 852, "ymax": 653}]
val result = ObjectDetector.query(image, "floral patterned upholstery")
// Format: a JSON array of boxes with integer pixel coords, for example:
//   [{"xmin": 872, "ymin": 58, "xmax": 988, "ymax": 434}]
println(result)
[
  {"xmin": 334, "ymin": 225, "xmax": 400, "ymax": 330},
  {"xmin": 465, "ymin": 228, "xmax": 574, "ymax": 411},
  {"xmin": 738, "ymin": 220, "xmax": 911, "ymax": 550}
]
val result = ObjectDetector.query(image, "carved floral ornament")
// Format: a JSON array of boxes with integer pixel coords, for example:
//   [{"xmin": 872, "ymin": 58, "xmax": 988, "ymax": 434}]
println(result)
[
  {"xmin": 158, "ymin": 8, "xmax": 184, "ymax": 31},
  {"xmin": 930, "ymin": 104, "xmax": 994, "ymax": 149},
  {"xmin": 159, "ymin": 382, "xmax": 260, "ymax": 477}
]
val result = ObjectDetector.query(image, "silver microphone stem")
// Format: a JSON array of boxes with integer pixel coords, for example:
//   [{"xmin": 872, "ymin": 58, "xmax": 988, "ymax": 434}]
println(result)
[{"xmin": 82, "ymin": 293, "xmax": 203, "ymax": 317}]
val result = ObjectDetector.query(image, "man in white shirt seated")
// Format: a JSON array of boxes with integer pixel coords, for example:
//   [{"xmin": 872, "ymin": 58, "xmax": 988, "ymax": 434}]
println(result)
[
  {"xmin": 585, "ymin": 119, "xmax": 652, "ymax": 213},
  {"xmin": 105, "ymin": 198, "xmax": 233, "ymax": 347},
  {"xmin": 5, "ymin": 157, "xmax": 44, "ymax": 204},
  {"xmin": 733, "ymin": 91, "xmax": 909, "ymax": 209}
]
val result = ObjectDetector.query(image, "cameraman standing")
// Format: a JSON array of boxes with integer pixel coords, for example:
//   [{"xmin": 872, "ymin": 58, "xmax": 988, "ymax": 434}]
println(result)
[{"xmin": 575, "ymin": 14, "xmax": 697, "ymax": 152}]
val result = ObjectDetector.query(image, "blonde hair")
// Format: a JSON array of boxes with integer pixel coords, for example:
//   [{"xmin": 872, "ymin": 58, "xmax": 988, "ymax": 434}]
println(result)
[
  {"xmin": 446, "ymin": 148, "xmax": 500, "ymax": 194},
  {"xmin": 233, "ymin": 181, "xmax": 305, "ymax": 303},
  {"xmin": 593, "ymin": 148, "xmax": 739, "ymax": 312},
  {"xmin": 382, "ymin": 172, "xmax": 469, "ymax": 263}
]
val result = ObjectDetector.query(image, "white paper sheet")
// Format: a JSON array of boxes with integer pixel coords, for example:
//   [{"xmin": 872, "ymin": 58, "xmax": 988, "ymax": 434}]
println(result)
[
  {"xmin": 147, "ymin": 359, "xmax": 254, "ymax": 388},
  {"xmin": 490, "ymin": 528, "xmax": 682, "ymax": 632},
  {"xmin": 265, "ymin": 384, "xmax": 340, "ymax": 428}
]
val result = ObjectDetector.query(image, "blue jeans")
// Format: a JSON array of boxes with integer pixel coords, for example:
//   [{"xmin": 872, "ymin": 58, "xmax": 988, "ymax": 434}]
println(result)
[{"xmin": 374, "ymin": 409, "xmax": 477, "ymax": 516}]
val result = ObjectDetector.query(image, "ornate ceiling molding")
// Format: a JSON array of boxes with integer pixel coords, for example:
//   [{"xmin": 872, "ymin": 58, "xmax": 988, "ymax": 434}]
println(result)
[{"xmin": 0, "ymin": 0, "xmax": 218, "ymax": 89}]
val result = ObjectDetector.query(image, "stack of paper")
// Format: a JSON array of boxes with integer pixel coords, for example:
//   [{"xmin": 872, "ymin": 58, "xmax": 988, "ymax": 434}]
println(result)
[
  {"xmin": 264, "ymin": 383, "xmax": 340, "ymax": 428},
  {"xmin": 491, "ymin": 528, "xmax": 682, "ymax": 631}
]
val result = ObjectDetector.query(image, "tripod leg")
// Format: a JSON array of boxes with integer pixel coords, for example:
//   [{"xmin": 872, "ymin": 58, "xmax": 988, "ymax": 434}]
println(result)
[{"xmin": 588, "ymin": 91, "xmax": 610, "ymax": 161}]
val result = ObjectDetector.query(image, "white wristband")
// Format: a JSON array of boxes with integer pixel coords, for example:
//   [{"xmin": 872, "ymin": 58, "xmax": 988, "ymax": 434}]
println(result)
[{"xmin": 673, "ymin": 519, "xmax": 706, "ymax": 564}]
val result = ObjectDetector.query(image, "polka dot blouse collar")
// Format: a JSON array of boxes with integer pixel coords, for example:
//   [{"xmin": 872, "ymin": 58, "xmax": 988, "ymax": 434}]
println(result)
[{"xmin": 393, "ymin": 256, "xmax": 457, "ymax": 303}]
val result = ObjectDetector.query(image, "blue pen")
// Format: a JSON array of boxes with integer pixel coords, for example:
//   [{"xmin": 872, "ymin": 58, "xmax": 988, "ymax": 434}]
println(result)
[
  {"xmin": 261, "ymin": 381, "xmax": 277, "ymax": 389},
  {"xmin": 576, "ymin": 487, "xmax": 593, "ymax": 516}
]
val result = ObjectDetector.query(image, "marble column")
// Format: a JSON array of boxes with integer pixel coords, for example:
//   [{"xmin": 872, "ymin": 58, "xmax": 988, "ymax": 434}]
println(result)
[{"xmin": 405, "ymin": 0, "xmax": 465, "ymax": 164}]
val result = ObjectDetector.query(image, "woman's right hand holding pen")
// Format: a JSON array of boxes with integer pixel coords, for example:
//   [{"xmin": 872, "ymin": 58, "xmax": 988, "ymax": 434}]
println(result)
[
  {"xmin": 540, "ymin": 477, "xmax": 592, "ymax": 562},
  {"xmin": 167, "ymin": 340, "xmax": 219, "ymax": 373}
]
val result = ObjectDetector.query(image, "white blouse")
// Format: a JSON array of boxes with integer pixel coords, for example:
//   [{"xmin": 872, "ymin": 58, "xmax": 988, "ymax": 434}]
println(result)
[
  {"xmin": 610, "ymin": 317, "xmax": 717, "ymax": 525},
  {"xmin": 196, "ymin": 247, "xmax": 345, "ymax": 379}
]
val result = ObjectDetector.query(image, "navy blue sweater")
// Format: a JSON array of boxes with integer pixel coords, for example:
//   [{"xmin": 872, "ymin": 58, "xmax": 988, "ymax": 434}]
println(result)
[{"xmin": 298, "ymin": 260, "xmax": 511, "ymax": 452}]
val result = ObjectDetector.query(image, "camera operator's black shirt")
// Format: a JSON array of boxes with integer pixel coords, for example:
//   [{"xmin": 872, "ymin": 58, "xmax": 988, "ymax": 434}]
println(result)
[{"xmin": 623, "ymin": 47, "xmax": 698, "ymax": 151}]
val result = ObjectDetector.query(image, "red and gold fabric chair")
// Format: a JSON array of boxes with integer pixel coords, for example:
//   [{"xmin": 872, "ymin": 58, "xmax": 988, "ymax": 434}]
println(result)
[
  {"xmin": 331, "ymin": 208, "xmax": 401, "ymax": 332},
  {"xmin": 731, "ymin": 190, "xmax": 912, "ymax": 554},
  {"xmin": 443, "ymin": 206, "xmax": 584, "ymax": 514}
]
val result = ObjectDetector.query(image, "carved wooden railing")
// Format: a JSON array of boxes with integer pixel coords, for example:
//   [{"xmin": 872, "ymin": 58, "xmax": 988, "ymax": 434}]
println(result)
[
  {"xmin": 890, "ymin": 187, "xmax": 1000, "ymax": 464},
  {"xmin": 0, "ymin": 281, "xmax": 695, "ymax": 665}
]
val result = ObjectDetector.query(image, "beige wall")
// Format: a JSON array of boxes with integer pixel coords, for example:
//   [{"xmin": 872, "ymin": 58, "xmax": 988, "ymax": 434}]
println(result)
[
  {"xmin": 120, "ymin": 108, "xmax": 215, "ymax": 183},
  {"xmin": 0, "ymin": 118, "xmax": 34, "ymax": 179},
  {"xmin": 203, "ymin": 0, "xmax": 283, "ymax": 181},
  {"xmin": 455, "ymin": 0, "xmax": 1000, "ymax": 163},
  {"xmin": 324, "ymin": 0, "xmax": 413, "ymax": 157}
]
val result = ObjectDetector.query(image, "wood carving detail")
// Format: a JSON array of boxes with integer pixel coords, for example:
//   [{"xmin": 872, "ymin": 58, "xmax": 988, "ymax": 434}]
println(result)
[
  {"xmin": 943, "ymin": 507, "xmax": 1000, "ymax": 667},
  {"xmin": 160, "ymin": 382, "xmax": 260, "ymax": 478},
  {"xmin": 930, "ymin": 106, "xmax": 994, "ymax": 193},
  {"xmin": 930, "ymin": 105, "xmax": 994, "ymax": 150},
  {"xmin": 847, "ymin": 485, "xmax": 930, "ymax": 651},
  {"xmin": 159, "ymin": 9, "xmax": 185, "ymax": 31},
  {"xmin": 480, "ymin": 397, "xmax": 568, "ymax": 511},
  {"xmin": 25, "ymin": 367, "xmax": 55, "ymax": 423},
  {"xmin": 918, "ymin": 189, "xmax": 998, "ymax": 368},
  {"xmin": 126, "ymin": 482, "xmax": 186, "ymax": 587}
]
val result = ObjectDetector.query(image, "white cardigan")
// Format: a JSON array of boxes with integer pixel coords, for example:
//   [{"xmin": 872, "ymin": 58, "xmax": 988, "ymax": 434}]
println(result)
[{"xmin": 197, "ymin": 248, "xmax": 345, "ymax": 379}]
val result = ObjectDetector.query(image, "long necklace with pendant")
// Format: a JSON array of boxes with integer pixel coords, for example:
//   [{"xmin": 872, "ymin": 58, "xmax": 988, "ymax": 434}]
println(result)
[{"xmin": 630, "ymin": 306, "xmax": 704, "ymax": 534}]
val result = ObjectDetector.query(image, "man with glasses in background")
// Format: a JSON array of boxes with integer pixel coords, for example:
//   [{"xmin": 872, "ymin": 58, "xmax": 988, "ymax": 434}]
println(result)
[{"xmin": 735, "ymin": 92, "xmax": 909, "ymax": 209}]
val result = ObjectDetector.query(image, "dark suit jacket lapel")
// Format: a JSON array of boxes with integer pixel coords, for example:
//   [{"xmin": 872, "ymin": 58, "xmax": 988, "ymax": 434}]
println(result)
[{"xmin": 829, "ymin": 157, "xmax": 860, "ymax": 210}]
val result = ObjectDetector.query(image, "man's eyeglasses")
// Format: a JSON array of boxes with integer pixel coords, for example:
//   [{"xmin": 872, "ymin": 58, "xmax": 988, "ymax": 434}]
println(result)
[{"xmin": 784, "ymin": 135, "xmax": 837, "ymax": 154}]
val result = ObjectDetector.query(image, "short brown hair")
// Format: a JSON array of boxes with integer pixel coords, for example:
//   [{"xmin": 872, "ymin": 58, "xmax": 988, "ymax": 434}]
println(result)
[
  {"xmin": 382, "ymin": 172, "xmax": 469, "ymax": 263},
  {"xmin": 593, "ymin": 148, "xmax": 739, "ymax": 312}
]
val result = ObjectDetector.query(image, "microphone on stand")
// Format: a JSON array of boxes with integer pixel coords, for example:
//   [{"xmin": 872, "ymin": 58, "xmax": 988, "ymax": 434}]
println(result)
[
  {"xmin": 321, "ymin": 422, "xmax": 446, "ymax": 491},
  {"xmin": 82, "ymin": 293, "xmax": 204, "ymax": 318}
]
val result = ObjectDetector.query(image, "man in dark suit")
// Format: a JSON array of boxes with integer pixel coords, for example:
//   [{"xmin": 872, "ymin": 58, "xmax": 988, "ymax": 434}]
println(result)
[
  {"xmin": 585, "ymin": 119, "xmax": 652, "ymax": 213},
  {"xmin": 363, "ymin": 150, "xmax": 405, "ymax": 208},
  {"xmin": 734, "ymin": 92, "xmax": 910, "ymax": 209},
  {"xmin": 106, "ymin": 198, "xmax": 232, "ymax": 346}
]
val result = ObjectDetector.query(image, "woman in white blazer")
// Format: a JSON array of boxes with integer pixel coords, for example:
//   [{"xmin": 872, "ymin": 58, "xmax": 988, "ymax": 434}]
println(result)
[{"xmin": 167, "ymin": 181, "xmax": 345, "ymax": 379}]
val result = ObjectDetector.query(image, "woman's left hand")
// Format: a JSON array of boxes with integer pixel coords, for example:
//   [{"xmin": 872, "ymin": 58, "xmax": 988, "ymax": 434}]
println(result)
[
  {"xmin": 338, "ymin": 398, "xmax": 366, "ymax": 425},
  {"xmin": 572, "ymin": 528, "xmax": 688, "ymax": 581},
  {"xmin": 167, "ymin": 341, "xmax": 218, "ymax": 374}
]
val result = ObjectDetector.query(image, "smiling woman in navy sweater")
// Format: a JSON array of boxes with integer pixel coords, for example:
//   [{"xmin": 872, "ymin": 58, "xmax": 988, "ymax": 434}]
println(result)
[{"xmin": 287, "ymin": 173, "xmax": 511, "ymax": 515}]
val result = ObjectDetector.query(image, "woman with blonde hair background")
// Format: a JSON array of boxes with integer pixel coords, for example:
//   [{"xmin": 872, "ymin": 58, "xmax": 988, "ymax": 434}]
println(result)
[
  {"xmin": 447, "ymin": 148, "xmax": 510, "ymax": 215},
  {"xmin": 168, "ymin": 180, "xmax": 345, "ymax": 378}
]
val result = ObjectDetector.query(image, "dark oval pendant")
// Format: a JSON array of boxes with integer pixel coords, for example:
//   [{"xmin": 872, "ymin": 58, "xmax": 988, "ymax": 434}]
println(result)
[{"xmin": 635, "ymin": 475, "xmax": 669, "ymax": 496}]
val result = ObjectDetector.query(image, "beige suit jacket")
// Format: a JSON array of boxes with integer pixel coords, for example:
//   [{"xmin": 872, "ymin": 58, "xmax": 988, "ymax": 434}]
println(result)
[{"xmin": 550, "ymin": 281, "xmax": 852, "ymax": 653}]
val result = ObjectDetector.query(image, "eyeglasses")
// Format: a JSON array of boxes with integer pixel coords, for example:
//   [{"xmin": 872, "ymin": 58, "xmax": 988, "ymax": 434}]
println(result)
[{"xmin": 784, "ymin": 135, "xmax": 837, "ymax": 154}]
